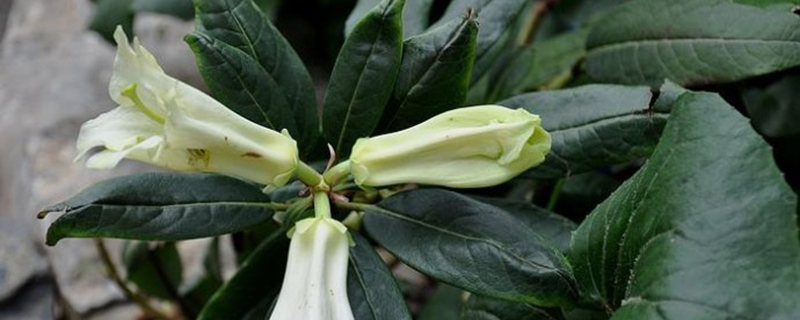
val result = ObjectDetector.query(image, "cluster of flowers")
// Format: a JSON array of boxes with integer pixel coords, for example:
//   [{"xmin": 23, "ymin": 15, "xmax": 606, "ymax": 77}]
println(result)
[{"xmin": 77, "ymin": 27, "xmax": 551, "ymax": 320}]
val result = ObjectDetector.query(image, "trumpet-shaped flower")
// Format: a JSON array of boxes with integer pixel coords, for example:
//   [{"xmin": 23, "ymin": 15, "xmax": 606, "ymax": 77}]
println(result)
[
  {"xmin": 76, "ymin": 27, "xmax": 298, "ymax": 187},
  {"xmin": 269, "ymin": 217, "xmax": 354, "ymax": 320},
  {"xmin": 350, "ymin": 105, "xmax": 551, "ymax": 188}
]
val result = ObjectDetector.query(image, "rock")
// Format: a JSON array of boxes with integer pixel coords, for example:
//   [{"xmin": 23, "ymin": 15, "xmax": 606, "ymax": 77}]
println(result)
[
  {"xmin": 0, "ymin": 217, "xmax": 48, "ymax": 302},
  {"xmin": 0, "ymin": 0, "xmax": 205, "ymax": 317},
  {"xmin": 0, "ymin": 280, "xmax": 55, "ymax": 320}
]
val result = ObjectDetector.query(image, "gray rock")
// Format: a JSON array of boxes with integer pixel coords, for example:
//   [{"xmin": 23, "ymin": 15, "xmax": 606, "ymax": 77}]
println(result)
[
  {"xmin": 0, "ymin": 217, "xmax": 48, "ymax": 302},
  {"xmin": 0, "ymin": 280, "xmax": 55, "ymax": 320},
  {"xmin": 0, "ymin": 0, "xmax": 205, "ymax": 317}
]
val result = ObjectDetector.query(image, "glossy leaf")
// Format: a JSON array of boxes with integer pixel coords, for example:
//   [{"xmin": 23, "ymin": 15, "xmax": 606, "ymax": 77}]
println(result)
[
  {"xmin": 323, "ymin": 0, "xmax": 405, "ymax": 156},
  {"xmin": 585, "ymin": 0, "xmax": 800, "ymax": 87},
  {"xmin": 346, "ymin": 0, "xmax": 433, "ymax": 38},
  {"xmin": 347, "ymin": 232, "xmax": 412, "ymax": 320},
  {"xmin": 379, "ymin": 10, "xmax": 479, "ymax": 131},
  {"xmin": 192, "ymin": 0, "xmax": 319, "ymax": 156},
  {"xmin": 40, "ymin": 173, "xmax": 275, "ymax": 245},
  {"xmin": 122, "ymin": 241, "xmax": 183, "ymax": 300},
  {"xmin": 461, "ymin": 295, "xmax": 564, "ymax": 320},
  {"xmin": 430, "ymin": 0, "xmax": 528, "ymax": 82},
  {"xmin": 474, "ymin": 197, "xmax": 577, "ymax": 253},
  {"xmin": 500, "ymin": 84, "xmax": 663, "ymax": 179},
  {"xmin": 197, "ymin": 226, "xmax": 289, "ymax": 320},
  {"xmin": 363, "ymin": 189, "xmax": 577, "ymax": 307},
  {"xmin": 569, "ymin": 92, "xmax": 800, "ymax": 318}
]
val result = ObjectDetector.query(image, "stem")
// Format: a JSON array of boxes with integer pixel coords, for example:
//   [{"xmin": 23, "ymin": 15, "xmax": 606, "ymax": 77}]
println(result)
[
  {"xmin": 335, "ymin": 201, "xmax": 376, "ymax": 212},
  {"xmin": 323, "ymin": 160, "xmax": 352, "ymax": 185},
  {"xmin": 519, "ymin": 0, "xmax": 561, "ymax": 45},
  {"xmin": 296, "ymin": 161, "xmax": 323, "ymax": 186},
  {"xmin": 94, "ymin": 239, "xmax": 174, "ymax": 320},
  {"xmin": 546, "ymin": 179, "xmax": 565, "ymax": 211},
  {"xmin": 313, "ymin": 191, "xmax": 332, "ymax": 219}
]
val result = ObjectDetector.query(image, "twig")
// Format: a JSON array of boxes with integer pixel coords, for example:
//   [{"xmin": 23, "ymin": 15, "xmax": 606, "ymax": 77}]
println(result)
[
  {"xmin": 519, "ymin": 0, "xmax": 562, "ymax": 45},
  {"xmin": 95, "ymin": 239, "xmax": 174, "ymax": 320},
  {"xmin": 546, "ymin": 178, "xmax": 565, "ymax": 211}
]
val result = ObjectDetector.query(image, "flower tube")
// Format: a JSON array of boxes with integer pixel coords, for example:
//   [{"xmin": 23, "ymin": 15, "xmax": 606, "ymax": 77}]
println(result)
[
  {"xmin": 269, "ymin": 215, "xmax": 354, "ymax": 320},
  {"xmin": 76, "ymin": 27, "xmax": 298, "ymax": 187},
  {"xmin": 349, "ymin": 105, "xmax": 551, "ymax": 188}
]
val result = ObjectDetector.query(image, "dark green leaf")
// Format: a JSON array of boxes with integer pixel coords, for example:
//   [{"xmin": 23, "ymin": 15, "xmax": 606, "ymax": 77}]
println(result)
[
  {"xmin": 474, "ymin": 197, "xmax": 577, "ymax": 253},
  {"xmin": 132, "ymin": 0, "xmax": 194, "ymax": 20},
  {"xmin": 346, "ymin": 0, "xmax": 434, "ymax": 38},
  {"xmin": 322, "ymin": 0, "xmax": 405, "ymax": 156},
  {"xmin": 585, "ymin": 0, "xmax": 800, "ymax": 87},
  {"xmin": 430, "ymin": 0, "xmax": 528, "ymax": 82},
  {"xmin": 363, "ymin": 189, "xmax": 577, "ymax": 307},
  {"xmin": 742, "ymin": 74, "xmax": 800, "ymax": 138},
  {"xmin": 89, "ymin": 0, "xmax": 135, "ymax": 43},
  {"xmin": 418, "ymin": 284, "xmax": 464, "ymax": 320},
  {"xmin": 569, "ymin": 91, "xmax": 800, "ymax": 318},
  {"xmin": 500, "ymin": 84, "xmax": 663, "ymax": 179},
  {"xmin": 40, "ymin": 173, "xmax": 275, "ymax": 245},
  {"xmin": 379, "ymin": 10, "xmax": 479, "ymax": 131},
  {"xmin": 347, "ymin": 232, "xmax": 412, "ymax": 320},
  {"xmin": 732, "ymin": 0, "xmax": 800, "ymax": 7},
  {"xmin": 485, "ymin": 28, "xmax": 588, "ymax": 102},
  {"xmin": 192, "ymin": 0, "xmax": 319, "ymax": 157},
  {"xmin": 545, "ymin": 0, "xmax": 629, "ymax": 32},
  {"xmin": 198, "ymin": 227, "xmax": 289, "ymax": 320},
  {"xmin": 460, "ymin": 295, "xmax": 564, "ymax": 320},
  {"xmin": 123, "ymin": 241, "xmax": 183, "ymax": 300}
]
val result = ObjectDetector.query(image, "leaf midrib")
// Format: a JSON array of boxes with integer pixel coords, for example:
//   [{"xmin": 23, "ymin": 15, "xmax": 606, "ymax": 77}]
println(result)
[{"xmin": 370, "ymin": 205, "xmax": 560, "ymax": 272}]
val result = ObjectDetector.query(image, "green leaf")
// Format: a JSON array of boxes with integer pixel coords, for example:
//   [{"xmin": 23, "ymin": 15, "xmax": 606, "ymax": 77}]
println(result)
[
  {"xmin": 132, "ymin": 0, "xmax": 194, "ymax": 20},
  {"xmin": 430, "ymin": 0, "xmax": 528, "ymax": 82},
  {"xmin": 347, "ymin": 232, "xmax": 412, "ymax": 320},
  {"xmin": 474, "ymin": 197, "xmax": 577, "ymax": 253},
  {"xmin": 192, "ymin": 0, "xmax": 319, "ymax": 157},
  {"xmin": 460, "ymin": 295, "xmax": 564, "ymax": 320},
  {"xmin": 89, "ymin": 0, "xmax": 135, "ymax": 43},
  {"xmin": 569, "ymin": 91, "xmax": 800, "ymax": 318},
  {"xmin": 378, "ymin": 10, "xmax": 479, "ymax": 131},
  {"xmin": 732, "ymin": 0, "xmax": 800, "ymax": 7},
  {"xmin": 585, "ymin": 0, "xmax": 800, "ymax": 87},
  {"xmin": 123, "ymin": 241, "xmax": 183, "ymax": 300},
  {"xmin": 40, "ymin": 173, "xmax": 275, "ymax": 245},
  {"xmin": 742, "ymin": 74, "xmax": 800, "ymax": 138},
  {"xmin": 322, "ymin": 0, "xmax": 405, "ymax": 156},
  {"xmin": 418, "ymin": 285, "xmax": 464, "ymax": 320},
  {"xmin": 485, "ymin": 28, "xmax": 588, "ymax": 102},
  {"xmin": 346, "ymin": 0, "xmax": 433, "ymax": 38},
  {"xmin": 198, "ymin": 227, "xmax": 289, "ymax": 320},
  {"xmin": 362, "ymin": 189, "xmax": 577, "ymax": 307},
  {"xmin": 500, "ymin": 84, "xmax": 663, "ymax": 179}
]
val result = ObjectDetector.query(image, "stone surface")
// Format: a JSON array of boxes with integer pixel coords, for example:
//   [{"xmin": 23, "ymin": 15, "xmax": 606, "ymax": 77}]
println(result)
[
  {"xmin": 0, "ymin": 280, "xmax": 56, "ymax": 320},
  {"xmin": 0, "ymin": 217, "xmax": 49, "ymax": 301},
  {"xmin": 0, "ymin": 0, "xmax": 206, "ymax": 318}
]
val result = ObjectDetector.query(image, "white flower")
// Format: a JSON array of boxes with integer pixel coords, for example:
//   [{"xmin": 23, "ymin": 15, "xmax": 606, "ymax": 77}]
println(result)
[
  {"xmin": 76, "ymin": 27, "xmax": 298, "ymax": 187},
  {"xmin": 270, "ymin": 216, "xmax": 354, "ymax": 320},
  {"xmin": 349, "ymin": 105, "xmax": 551, "ymax": 188}
]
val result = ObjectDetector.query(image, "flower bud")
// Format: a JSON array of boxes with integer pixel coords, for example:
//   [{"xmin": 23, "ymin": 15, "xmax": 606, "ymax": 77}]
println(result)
[
  {"xmin": 350, "ymin": 105, "xmax": 551, "ymax": 188},
  {"xmin": 270, "ymin": 217, "xmax": 354, "ymax": 320},
  {"xmin": 76, "ymin": 27, "xmax": 298, "ymax": 187}
]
